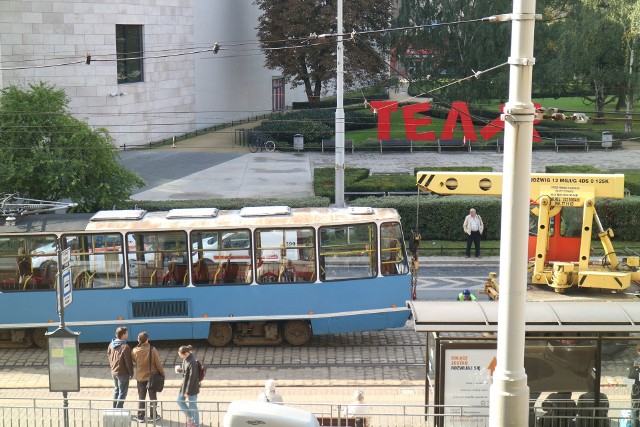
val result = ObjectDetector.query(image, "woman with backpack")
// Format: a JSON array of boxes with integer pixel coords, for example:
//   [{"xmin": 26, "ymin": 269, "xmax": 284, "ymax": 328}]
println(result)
[{"xmin": 176, "ymin": 345, "xmax": 200, "ymax": 427}]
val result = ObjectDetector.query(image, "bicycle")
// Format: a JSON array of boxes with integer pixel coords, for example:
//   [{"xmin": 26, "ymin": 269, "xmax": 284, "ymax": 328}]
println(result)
[{"xmin": 249, "ymin": 133, "xmax": 276, "ymax": 153}]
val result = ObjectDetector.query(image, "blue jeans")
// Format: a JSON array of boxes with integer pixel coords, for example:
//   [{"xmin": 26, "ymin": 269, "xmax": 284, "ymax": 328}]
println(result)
[
  {"xmin": 112, "ymin": 375, "xmax": 130, "ymax": 408},
  {"xmin": 177, "ymin": 393, "xmax": 199, "ymax": 426}
]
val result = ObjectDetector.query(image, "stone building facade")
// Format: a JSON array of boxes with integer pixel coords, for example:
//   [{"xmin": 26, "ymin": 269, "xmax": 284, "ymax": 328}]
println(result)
[{"xmin": 0, "ymin": 0, "xmax": 306, "ymax": 147}]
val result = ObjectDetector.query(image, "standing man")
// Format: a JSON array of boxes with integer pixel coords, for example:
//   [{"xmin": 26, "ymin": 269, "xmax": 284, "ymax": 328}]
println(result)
[
  {"xmin": 463, "ymin": 208, "xmax": 484, "ymax": 258},
  {"xmin": 107, "ymin": 326, "xmax": 133, "ymax": 409},
  {"xmin": 177, "ymin": 345, "xmax": 200, "ymax": 427},
  {"xmin": 131, "ymin": 332, "xmax": 165, "ymax": 423}
]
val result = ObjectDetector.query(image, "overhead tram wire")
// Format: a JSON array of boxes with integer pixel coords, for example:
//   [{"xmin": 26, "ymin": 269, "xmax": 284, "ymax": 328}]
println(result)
[{"xmin": 1, "ymin": 15, "xmax": 511, "ymax": 71}]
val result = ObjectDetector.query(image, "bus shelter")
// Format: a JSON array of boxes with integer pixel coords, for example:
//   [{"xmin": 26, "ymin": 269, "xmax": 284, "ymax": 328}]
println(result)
[{"xmin": 409, "ymin": 300, "xmax": 640, "ymax": 427}]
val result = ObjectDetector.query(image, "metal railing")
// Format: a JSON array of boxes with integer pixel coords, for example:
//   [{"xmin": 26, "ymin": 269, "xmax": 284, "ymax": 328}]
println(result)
[{"xmin": 0, "ymin": 397, "xmax": 636, "ymax": 427}]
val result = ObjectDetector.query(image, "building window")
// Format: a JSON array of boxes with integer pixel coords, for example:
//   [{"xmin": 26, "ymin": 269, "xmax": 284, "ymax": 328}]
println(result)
[
  {"xmin": 116, "ymin": 25, "xmax": 143, "ymax": 84},
  {"xmin": 272, "ymin": 77, "xmax": 284, "ymax": 111}
]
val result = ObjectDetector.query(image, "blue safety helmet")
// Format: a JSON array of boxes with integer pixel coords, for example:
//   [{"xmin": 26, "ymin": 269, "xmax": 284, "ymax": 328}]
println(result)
[{"xmin": 462, "ymin": 289, "xmax": 471, "ymax": 297}]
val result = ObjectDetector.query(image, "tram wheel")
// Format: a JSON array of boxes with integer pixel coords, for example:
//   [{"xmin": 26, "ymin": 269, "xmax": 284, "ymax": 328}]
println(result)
[
  {"xmin": 33, "ymin": 328, "xmax": 48, "ymax": 349},
  {"xmin": 283, "ymin": 320, "xmax": 312, "ymax": 346},
  {"xmin": 207, "ymin": 322, "xmax": 233, "ymax": 347}
]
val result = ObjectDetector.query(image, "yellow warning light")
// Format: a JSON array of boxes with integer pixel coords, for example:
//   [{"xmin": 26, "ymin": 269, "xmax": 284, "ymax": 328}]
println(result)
[
  {"xmin": 49, "ymin": 319, "xmax": 54, "ymax": 323},
  {"xmin": 391, "ymin": 304, "xmax": 397, "ymax": 308},
  {"xmin": 203, "ymin": 314, "xmax": 208, "ymax": 318},
  {"xmin": 118, "ymin": 316, "xmax": 123, "ymax": 320},
  {"xmin": 308, "ymin": 311, "xmax": 314, "ymax": 315}
]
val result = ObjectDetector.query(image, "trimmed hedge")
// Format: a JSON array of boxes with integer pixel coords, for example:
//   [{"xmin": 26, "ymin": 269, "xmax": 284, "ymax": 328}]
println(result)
[
  {"xmin": 253, "ymin": 109, "xmax": 377, "ymax": 145},
  {"xmin": 351, "ymin": 195, "xmax": 502, "ymax": 241},
  {"xmin": 314, "ymin": 168, "xmax": 371, "ymax": 199},
  {"xmin": 348, "ymin": 194, "xmax": 640, "ymax": 242},
  {"xmin": 413, "ymin": 165, "xmax": 494, "ymax": 175},
  {"xmin": 122, "ymin": 197, "xmax": 330, "ymax": 212}
]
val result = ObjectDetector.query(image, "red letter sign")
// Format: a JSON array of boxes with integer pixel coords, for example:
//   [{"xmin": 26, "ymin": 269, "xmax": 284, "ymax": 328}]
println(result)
[
  {"xmin": 439, "ymin": 101, "xmax": 478, "ymax": 141},
  {"xmin": 402, "ymin": 103, "xmax": 436, "ymax": 141},
  {"xmin": 370, "ymin": 101, "xmax": 398, "ymax": 140}
]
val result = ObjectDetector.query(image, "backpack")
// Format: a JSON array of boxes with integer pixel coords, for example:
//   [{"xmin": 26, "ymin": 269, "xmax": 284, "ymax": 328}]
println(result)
[{"xmin": 196, "ymin": 359, "xmax": 207, "ymax": 385}]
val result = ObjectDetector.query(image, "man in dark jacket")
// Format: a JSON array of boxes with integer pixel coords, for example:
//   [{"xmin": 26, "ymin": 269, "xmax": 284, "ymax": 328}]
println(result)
[
  {"xmin": 107, "ymin": 326, "xmax": 133, "ymax": 408},
  {"xmin": 177, "ymin": 345, "xmax": 201, "ymax": 427}
]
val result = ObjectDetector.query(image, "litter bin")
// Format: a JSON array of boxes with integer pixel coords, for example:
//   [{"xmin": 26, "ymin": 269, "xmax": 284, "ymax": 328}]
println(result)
[
  {"xmin": 293, "ymin": 134, "xmax": 304, "ymax": 151},
  {"xmin": 602, "ymin": 131, "xmax": 612, "ymax": 149}
]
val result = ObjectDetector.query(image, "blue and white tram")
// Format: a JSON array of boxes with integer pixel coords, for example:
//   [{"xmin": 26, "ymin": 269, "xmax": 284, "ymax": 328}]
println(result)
[{"xmin": 0, "ymin": 206, "xmax": 411, "ymax": 347}]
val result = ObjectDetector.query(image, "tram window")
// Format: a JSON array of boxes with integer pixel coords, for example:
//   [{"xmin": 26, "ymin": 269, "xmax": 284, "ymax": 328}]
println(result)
[
  {"xmin": 560, "ymin": 207, "xmax": 583, "ymax": 238},
  {"xmin": 319, "ymin": 223, "xmax": 377, "ymax": 281},
  {"xmin": 380, "ymin": 222, "xmax": 409, "ymax": 276},
  {"xmin": 190, "ymin": 229, "xmax": 252, "ymax": 285},
  {"xmin": 0, "ymin": 235, "xmax": 57, "ymax": 292},
  {"xmin": 61, "ymin": 233, "xmax": 125, "ymax": 289},
  {"xmin": 126, "ymin": 231, "xmax": 188, "ymax": 288},
  {"xmin": 255, "ymin": 228, "xmax": 316, "ymax": 284}
]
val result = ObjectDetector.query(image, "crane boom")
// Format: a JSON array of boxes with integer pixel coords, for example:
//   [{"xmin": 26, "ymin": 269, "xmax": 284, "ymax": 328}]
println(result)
[{"xmin": 417, "ymin": 172, "xmax": 625, "ymax": 202}]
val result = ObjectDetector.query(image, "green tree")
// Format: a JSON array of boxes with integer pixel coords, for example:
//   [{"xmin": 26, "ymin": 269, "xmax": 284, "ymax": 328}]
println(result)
[
  {"xmin": 541, "ymin": 3, "xmax": 627, "ymax": 120},
  {"xmin": 393, "ymin": 0, "xmax": 512, "ymax": 102},
  {"xmin": 0, "ymin": 82, "xmax": 145, "ymax": 212},
  {"xmin": 254, "ymin": 0, "xmax": 391, "ymax": 105}
]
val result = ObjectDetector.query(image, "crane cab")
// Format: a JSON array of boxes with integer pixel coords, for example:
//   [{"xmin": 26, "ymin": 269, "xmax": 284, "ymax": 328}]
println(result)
[{"xmin": 528, "ymin": 206, "xmax": 582, "ymax": 263}]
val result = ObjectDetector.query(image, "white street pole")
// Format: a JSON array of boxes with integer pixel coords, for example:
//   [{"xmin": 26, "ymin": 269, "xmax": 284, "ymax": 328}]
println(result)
[
  {"xmin": 334, "ymin": 0, "xmax": 345, "ymax": 208},
  {"xmin": 489, "ymin": 1, "xmax": 538, "ymax": 426}
]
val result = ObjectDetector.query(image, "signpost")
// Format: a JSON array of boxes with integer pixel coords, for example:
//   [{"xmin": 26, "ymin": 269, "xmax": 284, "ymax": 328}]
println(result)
[{"xmin": 47, "ymin": 239, "xmax": 79, "ymax": 427}]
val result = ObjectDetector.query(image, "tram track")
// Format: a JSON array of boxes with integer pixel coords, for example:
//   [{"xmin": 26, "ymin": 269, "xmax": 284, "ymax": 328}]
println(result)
[{"xmin": 0, "ymin": 330, "xmax": 426, "ymax": 370}]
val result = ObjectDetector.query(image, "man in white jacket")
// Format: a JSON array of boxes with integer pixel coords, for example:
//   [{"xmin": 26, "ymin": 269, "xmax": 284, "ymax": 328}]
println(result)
[{"xmin": 463, "ymin": 208, "xmax": 484, "ymax": 258}]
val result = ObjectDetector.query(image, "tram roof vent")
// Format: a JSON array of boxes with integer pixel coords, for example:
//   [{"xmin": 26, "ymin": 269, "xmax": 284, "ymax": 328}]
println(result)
[
  {"xmin": 348, "ymin": 207, "xmax": 374, "ymax": 215},
  {"xmin": 239, "ymin": 206, "xmax": 291, "ymax": 217},
  {"xmin": 166, "ymin": 208, "xmax": 219, "ymax": 219},
  {"xmin": 90, "ymin": 209, "xmax": 147, "ymax": 221}
]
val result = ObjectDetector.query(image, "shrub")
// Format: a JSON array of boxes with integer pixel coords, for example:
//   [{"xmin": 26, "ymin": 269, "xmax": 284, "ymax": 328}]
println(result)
[
  {"xmin": 253, "ymin": 119, "xmax": 332, "ymax": 144},
  {"xmin": 313, "ymin": 167, "xmax": 370, "ymax": 200}
]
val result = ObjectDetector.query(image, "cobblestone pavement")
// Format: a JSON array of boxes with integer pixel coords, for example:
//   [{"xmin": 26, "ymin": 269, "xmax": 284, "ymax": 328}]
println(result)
[{"xmin": 0, "ymin": 329, "xmax": 427, "ymax": 406}]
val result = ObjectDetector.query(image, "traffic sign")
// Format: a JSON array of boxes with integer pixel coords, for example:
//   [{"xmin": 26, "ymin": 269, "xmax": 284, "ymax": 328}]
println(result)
[
  {"xmin": 61, "ymin": 248, "xmax": 70, "ymax": 267},
  {"xmin": 62, "ymin": 268, "xmax": 72, "ymax": 308}
]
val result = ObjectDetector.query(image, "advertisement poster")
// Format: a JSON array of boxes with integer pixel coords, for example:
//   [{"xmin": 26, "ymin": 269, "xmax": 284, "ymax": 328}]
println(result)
[{"xmin": 443, "ymin": 348, "xmax": 497, "ymax": 426}]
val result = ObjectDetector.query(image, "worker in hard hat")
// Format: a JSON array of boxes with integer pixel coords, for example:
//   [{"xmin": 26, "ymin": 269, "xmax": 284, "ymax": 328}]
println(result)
[{"xmin": 458, "ymin": 289, "xmax": 477, "ymax": 301}]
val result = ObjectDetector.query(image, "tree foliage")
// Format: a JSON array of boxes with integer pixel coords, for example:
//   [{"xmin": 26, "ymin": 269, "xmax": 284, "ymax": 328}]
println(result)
[
  {"xmin": 0, "ymin": 82, "xmax": 145, "ymax": 212},
  {"xmin": 393, "ymin": 0, "xmax": 512, "ymax": 102},
  {"xmin": 535, "ymin": 1, "xmax": 628, "ymax": 117},
  {"xmin": 254, "ymin": 0, "xmax": 391, "ymax": 105}
]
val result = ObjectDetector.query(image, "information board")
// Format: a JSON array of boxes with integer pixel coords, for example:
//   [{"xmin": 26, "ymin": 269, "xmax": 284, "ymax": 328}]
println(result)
[{"xmin": 47, "ymin": 328, "xmax": 80, "ymax": 392}]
